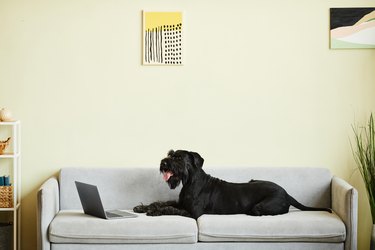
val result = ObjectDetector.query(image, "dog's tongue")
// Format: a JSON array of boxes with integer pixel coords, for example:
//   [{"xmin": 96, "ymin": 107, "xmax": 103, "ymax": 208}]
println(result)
[{"xmin": 162, "ymin": 171, "xmax": 173, "ymax": 181}]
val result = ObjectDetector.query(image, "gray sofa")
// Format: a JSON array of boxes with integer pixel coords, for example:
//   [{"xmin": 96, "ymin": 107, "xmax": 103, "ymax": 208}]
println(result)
[{"xmin": 37, "ymin": 167, "xmax": 358, "ymax": 250}]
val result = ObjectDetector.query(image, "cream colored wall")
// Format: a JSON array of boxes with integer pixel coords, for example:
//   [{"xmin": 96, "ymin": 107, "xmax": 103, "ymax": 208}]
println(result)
[{"xmin": 0, "ymin": 0, "xmax": 374, "ymax": 249}]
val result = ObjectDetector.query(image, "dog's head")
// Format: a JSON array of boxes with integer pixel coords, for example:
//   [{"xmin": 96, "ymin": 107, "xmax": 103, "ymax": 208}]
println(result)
[{"xmin": 160, "ymin": 150, "xmax": 204, "ymax": 189}]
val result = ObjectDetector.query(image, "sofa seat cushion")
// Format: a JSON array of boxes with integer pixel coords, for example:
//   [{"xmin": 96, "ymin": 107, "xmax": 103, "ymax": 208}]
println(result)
[
  {"xmin": 49, "ymin": 210, "xmax": 197, "ymax": 244},
  {"xmin": 197, "ymin": 210, "xmax": 345, "ymax": 243}
]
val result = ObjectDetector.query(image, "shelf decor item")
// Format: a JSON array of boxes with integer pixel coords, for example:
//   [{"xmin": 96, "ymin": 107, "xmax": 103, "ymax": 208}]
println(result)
[
  {"xmin": 0, "ymin": 137, "xmax": 10, "ymax": 155},
  {"xmin": 330, "ymin": 8, "xmax": 375, "ymax": 49},
  {"xmin": 142, "ymin": 11, "xmax": 183, "ymax": 65},
  {"xmin": 351, "ymin": 113, "xmax": 375, "ymax": 249},
  {"xmin": 0, "ymin": 186, "xmax": 13, "ymax": 208},
  {"xmin": 0, "ymin": 223, "xmax": 12, "ymax": 250},
  {"xmin": 0, "ymin": 108, "xmax": 14, "ymax": 122}
]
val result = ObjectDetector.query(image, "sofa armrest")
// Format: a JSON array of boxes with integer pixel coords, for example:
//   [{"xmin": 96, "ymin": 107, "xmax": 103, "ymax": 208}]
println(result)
[
  {"xmin": 37, "ymin": 177, "xmax": 60, "ymax": 250},
  {"xmin": 331, "ymin": 176, "xmax": 358, "ymax": 250}
]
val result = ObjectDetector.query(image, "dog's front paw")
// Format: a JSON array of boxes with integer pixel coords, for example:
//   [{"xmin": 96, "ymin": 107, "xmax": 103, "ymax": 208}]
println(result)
[
  {"xmin": 146, "ymin": 209, "xmax": 162, "ymax": 216},
  {"xmin": 133, "ymin": 204, "xmax": 148, "ymax": 213}
]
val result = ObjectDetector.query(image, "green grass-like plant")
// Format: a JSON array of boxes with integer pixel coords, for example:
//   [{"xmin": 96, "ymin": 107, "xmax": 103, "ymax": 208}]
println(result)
[{"xmin": 352, "ymin": 113, "xmax": 375, "ymax": 224}]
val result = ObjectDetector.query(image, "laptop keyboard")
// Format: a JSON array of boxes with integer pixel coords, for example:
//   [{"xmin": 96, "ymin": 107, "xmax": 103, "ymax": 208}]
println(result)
[{"xmin": 105, "ymin": 210, "xmax": 137, "ymax": 218}]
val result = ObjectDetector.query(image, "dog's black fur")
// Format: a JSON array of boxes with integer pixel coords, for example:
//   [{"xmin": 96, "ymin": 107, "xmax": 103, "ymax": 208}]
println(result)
[{"xmin": 133, "ymin": 150, "xmax": 331, "ymax": 219}]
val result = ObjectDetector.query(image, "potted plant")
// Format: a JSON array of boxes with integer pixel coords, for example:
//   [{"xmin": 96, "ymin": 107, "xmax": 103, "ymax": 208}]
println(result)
[{"xmin": 352, "ymin": 113, "xmax": 375, "ymax": 249}]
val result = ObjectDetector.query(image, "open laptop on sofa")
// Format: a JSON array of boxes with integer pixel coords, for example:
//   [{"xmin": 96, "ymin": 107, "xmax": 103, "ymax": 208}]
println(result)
[{"xmin": 75, "ymin": 181, "xmax": 137, "ymax": 219}]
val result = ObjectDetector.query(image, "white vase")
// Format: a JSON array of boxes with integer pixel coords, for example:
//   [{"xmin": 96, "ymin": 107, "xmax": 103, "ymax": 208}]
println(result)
[{"xmin": 371, "ymin": 224, "xmax": 375, "ymax": 250}]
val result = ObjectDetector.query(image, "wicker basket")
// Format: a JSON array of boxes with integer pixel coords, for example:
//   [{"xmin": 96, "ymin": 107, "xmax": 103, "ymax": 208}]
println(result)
[
  {"xmin": 0, "ymin": 137, "xmax": 11, "ymax": 155},
  {"xmin": 0, "ymin": 186, "xmax": 13, "ymax": 208}
]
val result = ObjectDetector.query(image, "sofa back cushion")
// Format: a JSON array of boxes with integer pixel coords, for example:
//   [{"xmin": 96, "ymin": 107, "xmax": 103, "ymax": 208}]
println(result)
[{"xmin": 59, "ymin": 167, "xmax": 331, "ymax": 210}]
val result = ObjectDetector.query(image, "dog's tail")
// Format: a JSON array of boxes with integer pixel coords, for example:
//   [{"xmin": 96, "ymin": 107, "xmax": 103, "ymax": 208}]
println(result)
[{"xmin": 288, "ymin": 195, "xmax": 332, "ymax": 213}]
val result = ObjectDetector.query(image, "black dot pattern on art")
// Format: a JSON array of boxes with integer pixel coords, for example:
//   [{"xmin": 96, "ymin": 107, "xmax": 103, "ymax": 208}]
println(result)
[{"xmin": 163, "ymin": 23, "xmax": 182, "ymax": 65}]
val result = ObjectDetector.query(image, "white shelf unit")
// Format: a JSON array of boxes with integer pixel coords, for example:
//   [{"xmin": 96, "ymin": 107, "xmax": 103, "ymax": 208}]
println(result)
[{"xmin": 0, "ymin": 121, "xmax": 21, "ymax": 250}]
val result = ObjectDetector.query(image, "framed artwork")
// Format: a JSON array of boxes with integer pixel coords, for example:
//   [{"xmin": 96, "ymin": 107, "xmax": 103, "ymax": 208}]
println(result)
[
  {"xmin": 142, "ymin": 11, "xmax": 183, "ymax": 65},
  {"xmin": 330, "ymin": 8, "xmax": 375, "ymax": 49}
]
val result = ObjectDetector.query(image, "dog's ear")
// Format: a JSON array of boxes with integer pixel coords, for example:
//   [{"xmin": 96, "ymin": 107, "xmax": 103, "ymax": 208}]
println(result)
[
  {"xmin": 189, "ymin": 151, "xmax": 204, "ymax": 168},
  {"xmin": 168, "ymin": 150, "xmax": 175, "ymax": 157}
]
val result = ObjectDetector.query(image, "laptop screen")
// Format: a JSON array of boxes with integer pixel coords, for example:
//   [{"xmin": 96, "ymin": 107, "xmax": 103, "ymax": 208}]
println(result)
[{"xmin": 75, "ymin": 181, "xmax": 107, "ymax": 219}]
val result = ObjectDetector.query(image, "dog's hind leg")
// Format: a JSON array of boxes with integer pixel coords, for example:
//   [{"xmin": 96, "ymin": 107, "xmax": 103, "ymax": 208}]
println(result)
[{"xmin": 248, "ymin": 197, "xmax": 289, "ymax": 216}]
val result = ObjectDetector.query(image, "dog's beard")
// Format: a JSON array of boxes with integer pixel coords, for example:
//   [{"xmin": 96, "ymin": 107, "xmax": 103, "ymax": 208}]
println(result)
[{"xmin": 166, "ymin": 175, "xmax": 181, "ymax": 189}]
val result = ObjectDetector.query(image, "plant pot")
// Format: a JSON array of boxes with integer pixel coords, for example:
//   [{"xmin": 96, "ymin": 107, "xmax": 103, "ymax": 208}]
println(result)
[{"xmin": 371, "ymin": 224, "xmax": 375, "ymax": 250}]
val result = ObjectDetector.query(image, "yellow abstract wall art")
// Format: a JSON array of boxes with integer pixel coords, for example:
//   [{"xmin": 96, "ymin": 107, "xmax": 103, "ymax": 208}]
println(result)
[{"xmin": 143, "ymin": 11, "xmax": 183, "ymax": 65}]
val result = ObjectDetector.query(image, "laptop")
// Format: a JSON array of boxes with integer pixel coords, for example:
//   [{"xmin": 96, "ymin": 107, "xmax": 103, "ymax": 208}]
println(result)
[{"xmin": 75, "ymin": 181, "xmax": 137, "ymax": 219}]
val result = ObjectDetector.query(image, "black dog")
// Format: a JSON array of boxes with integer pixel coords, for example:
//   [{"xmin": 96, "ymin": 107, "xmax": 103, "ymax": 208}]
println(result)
[{"xmin": 133, "ymin": 150, "xmax": 331, "ymax": 219}]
